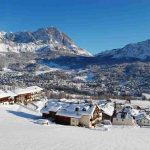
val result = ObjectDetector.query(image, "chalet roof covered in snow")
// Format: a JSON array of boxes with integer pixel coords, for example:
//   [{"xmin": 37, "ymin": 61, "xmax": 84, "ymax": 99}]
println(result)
[
  {"xmin": 0, "ymin": 90, "xmax": 10, "ymax": 99},
  {"xmin": 0, "ymin": 86, "xmax": 43, "ymax": 99},
  {"xmin": 0, "ymin": 90, "xmax": 17, "ymax": 99},
  {"xmin": 14, "ymin": 86, "xmax": 43, "ymax": 95},
  {"xmin": 142, "ymin": 93, "xmax": 150, "ymax": 99},
  {"xmin": 41, "ymin": 100, "xmax": 99, "ymax": 118},
  {"xmin": 41, "ymin": 100, "xmax": 63, "ymax": 113},
  {"xmin": 56, "ymin": 104, "xmax": 97, "ymax": 118},
  {"xmin": 99, "ymin": 102, "xmax": 114, "ymax": 116},
  {"xmin": 6, "ymin": 90, "xmax": 17, "ymax": 98}
]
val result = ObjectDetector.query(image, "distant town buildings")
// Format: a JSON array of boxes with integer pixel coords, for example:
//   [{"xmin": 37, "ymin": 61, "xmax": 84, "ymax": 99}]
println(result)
[{"xmin": 0, "ymin": 62, "xmax": 149, "ymax": 100}]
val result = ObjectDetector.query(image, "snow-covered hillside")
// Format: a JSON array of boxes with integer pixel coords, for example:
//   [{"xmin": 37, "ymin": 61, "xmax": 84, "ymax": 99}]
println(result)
[
  {"xmin": 0, "ymin": 104, "xmax": 150, "ymax": 150},
  {"xmin": 97, "ymin": 39, "xmax": 150, "ymax": 60},
  {"xmin": 0, "ymin": 27, "xmax": 92, "ymax": 56}
]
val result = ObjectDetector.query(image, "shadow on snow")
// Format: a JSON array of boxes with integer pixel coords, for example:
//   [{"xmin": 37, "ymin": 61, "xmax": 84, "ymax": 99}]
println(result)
[{"xmin": 7, "ymin": 110, "xmax": 41, "ymax": 120}]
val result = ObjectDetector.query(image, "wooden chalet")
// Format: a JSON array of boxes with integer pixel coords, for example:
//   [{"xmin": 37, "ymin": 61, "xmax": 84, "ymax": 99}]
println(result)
[
  {"xmin": 0, "ymin": 86, "xmax": 43, "ymax": 104},
  {"xmin": 14, "ymin": 86, "xmax": 44, "ymax": 103},
  {"xmin": 41, "ymin": 100, "xmax": 102, "ymax": 128},
  {"xmin": 0, "ymin": 90, "xmax": 16, "ymax": 104}
]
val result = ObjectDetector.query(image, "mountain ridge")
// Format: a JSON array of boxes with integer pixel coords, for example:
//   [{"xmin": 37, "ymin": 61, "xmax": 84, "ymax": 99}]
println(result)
[
  {"xmin": 0, "ymin": 27, "xmax": 92, "ymax": 57},
  {"xmin": 42, "ymin": 39, "xmax": 150, "ymax": 68},
  {"xmin": 1, "ymin": 27, "xmax": 150, "ymax": 69},
  {"xmin": 96, "ymin": 39, "xmax": 150, "ymax": 60}
]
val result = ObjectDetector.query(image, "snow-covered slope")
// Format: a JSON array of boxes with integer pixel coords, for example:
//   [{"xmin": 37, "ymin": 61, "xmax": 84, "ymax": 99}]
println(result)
[
  {"xmin": 0, "ymin": 104, "xmax": 150, "ymax": 150},
  {"xmin": 0, "ymin": 27, "xmax": 92, "ymax": 56},
  {"xmin": 97, "ymin": 39, "xmax": 150, "ymax": 60}
]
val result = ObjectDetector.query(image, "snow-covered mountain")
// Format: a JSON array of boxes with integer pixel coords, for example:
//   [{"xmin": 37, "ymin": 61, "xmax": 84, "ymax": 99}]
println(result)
[
  {"xmin": 0, "ymin": 27, "xmax": 92, "ymax": 56},
  {"xmin": 97, "ymin": 39, "xmax": 150, "ymax": 60},
  {"xmin": 40, "ymin": 39, "xmax": 150, "ymax": 69}
]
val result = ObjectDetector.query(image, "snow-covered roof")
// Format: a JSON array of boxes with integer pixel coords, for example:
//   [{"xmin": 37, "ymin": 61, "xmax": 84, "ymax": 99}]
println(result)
[
  {"xmin": 99, "ymin": 103, "xmax": 114, "ymax": 116},
  {"xmin": 130, "ymin": 109, "xmax": 140, "ymax": 116},
  {"xmin": 41, "ymin": 100, "xmax": 98, "ymax": 118},
  {"xmin": 5, "ymin": 90, "xmax": 17, "ymax": 98},
  {"xmin": 0, "ymin": 90, "xmax": 10, "ymax": 99},
  {"xmin": 134, "ymin": 113, "xmax": 146, "ymax": 120},
  {"xmin": 44, "ymin": 101, "xmax": 63, "ymax": 112},
  {"xmin": 116, "ymin": 112, "xmax": 133, "ymax": 120},
  {"xmin": 56, "ymin": 104, "xmax": 96, "ymax": 118},
  {"xmin": 122, "ymin": 105, "xmax": 140, "ymax": 116},
  {"xmin": 142, "ymin": 93, "xmax": 150, "ymax": 99},
  {"xmin": 0, "ymin": 90, "xmax": 17, "ymax": 99},
  {"xmin": 145, "ymin": 115, "xmax": 150, "ymax": 120},
  {"xmin": 14, "ymin": 86, "xmax": 43, "ymax": 95},
  {"xmin": 0, "ymin": 86, "xmax": 43, "ymax": 99},
  {"xmin": 116, "ymin": 105, "xmax": 144, "ymax": 120},
  {"xmin": 56, "ymin": 109, "xmax": 82, "ymax": 119}
]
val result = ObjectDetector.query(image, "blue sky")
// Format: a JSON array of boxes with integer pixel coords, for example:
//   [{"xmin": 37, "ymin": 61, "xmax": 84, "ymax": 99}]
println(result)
[{"xmin": 0, "ymin": 0, "xmax": 150, "ymax": 54}]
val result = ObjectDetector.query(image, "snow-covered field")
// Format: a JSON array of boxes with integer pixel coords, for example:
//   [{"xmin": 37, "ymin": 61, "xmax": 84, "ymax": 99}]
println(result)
[{"xmin": 0, "ymin": 104, "xmax": 150, "ymax": 150}]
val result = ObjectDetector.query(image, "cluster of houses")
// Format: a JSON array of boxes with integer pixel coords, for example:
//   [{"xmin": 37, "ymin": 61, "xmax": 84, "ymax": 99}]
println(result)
[
  {"xmin": 112, "ymin": 100, "xmax": 150, "ymax": 126},
  {"xmin": 0, "ymin": 86, "xmax": 44, "ymax": 104},
  {"xmin": 41, "ymin": 99, "xmax": 150, "ymax": 128}
]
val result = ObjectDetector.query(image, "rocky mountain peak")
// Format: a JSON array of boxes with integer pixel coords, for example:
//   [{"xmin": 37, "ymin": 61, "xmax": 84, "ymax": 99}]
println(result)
[{"xmin": 0, "ymin": 27, "xmax": 92, "ymax": 56}]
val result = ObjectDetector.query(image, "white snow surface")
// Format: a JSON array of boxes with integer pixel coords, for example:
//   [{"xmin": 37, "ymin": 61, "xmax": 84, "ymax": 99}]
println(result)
[{"xmin": 0, "ymin": 104, "xmax": 150, "ymax": 150}]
